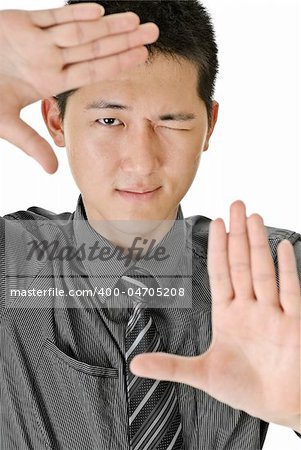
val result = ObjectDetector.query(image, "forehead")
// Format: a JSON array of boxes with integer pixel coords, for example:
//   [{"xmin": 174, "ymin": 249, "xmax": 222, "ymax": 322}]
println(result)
[{"xmin": 72, "ymin": 53, "xmax": 200, "ymax": 105}]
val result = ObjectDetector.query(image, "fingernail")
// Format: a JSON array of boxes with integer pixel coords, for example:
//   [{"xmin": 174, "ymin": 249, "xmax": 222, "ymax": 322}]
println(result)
[
  {"xmin": 88, "ymin": 3, "xmax": 105, "ymax": 15},
  {"xmin": 96, "ymin": 5, "xmax": 105, "ymax": 15}
]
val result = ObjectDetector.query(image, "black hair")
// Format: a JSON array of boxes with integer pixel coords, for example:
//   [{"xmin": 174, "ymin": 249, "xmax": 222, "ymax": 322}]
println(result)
[{"xmin": 55, "ymin": 0, "xmax": 219, "ymax": 125}]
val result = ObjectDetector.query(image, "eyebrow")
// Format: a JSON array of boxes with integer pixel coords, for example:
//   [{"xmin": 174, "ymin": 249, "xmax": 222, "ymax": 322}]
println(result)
[{"xmin": 84, "ymin": 99, "xmax": 196, "ymax": 121}]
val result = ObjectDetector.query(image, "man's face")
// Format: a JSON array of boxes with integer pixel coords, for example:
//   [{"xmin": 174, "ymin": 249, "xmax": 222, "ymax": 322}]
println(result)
[{"xmin": 43, "ymin": 53, "xmax": 218, "ymax": 228}]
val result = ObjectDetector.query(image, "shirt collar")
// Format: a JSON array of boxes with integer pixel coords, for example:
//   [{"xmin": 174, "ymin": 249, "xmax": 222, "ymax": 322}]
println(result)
[{"xmin": 73, "ymin": 193, "xmax": 191, "ymax": 295}]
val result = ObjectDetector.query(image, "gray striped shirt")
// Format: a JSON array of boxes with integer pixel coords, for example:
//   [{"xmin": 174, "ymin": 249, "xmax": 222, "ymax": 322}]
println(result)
[{"xmin": 0, "ymin": 194, "xmax": 300, "ymax": 449}]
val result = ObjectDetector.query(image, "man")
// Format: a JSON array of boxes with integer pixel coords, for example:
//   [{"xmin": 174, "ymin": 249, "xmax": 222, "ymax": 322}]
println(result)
[{"xmin": 0, "ymin": 1, "xmax": 300, "ymax": 449}]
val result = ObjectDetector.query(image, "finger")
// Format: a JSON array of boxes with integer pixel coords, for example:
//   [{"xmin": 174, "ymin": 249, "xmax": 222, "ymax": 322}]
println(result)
[
  {"xmin": 29, "ymin": 3, "xmax": 105, "ymax": 28},
  {"xmin": 207, "ymin": 218, "xmax": 234, "ymax": 307},
  {"xmin": 130, "ymin": 353, "xmax": 199, "ymax": 386},
  {"xmin": 228, "ymin": 200, "xmax": 255, "ymax": 300},
  {"xmin": 277, "ymin": 240, "xmax": 301, "ymax": 316},
  {"xmin": 48, "ymin": 12, "xmax": 140, "ymax": 48},
  {"xmin": 61, "ymin": 23, "xmax": 159, "ymax": 65},
  {"xmin": 247, "ymin": 214, "xmax": 279, "ymax": 306},
  {"xmin": 62, "ymin": 46, "xmax": 149, "ymax": 91},
  {"xmin": 0, "ymin": 114, "xmax": 58, "ymax": 174}
]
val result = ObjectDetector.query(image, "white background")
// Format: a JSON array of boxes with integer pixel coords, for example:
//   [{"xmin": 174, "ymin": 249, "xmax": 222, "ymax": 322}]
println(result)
[{"xmin": 0, "ymin": 1, "xmax": 300, "ymax": 448}]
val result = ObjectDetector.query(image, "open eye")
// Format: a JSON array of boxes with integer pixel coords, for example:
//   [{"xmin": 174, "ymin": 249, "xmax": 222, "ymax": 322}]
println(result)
[{"xmin": 97, "ymin": 118, "xmax": 123, "ymax": 127}]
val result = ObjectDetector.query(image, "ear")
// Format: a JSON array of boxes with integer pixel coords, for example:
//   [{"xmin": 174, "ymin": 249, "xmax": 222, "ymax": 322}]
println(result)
[
  {"xmin": 41, "ymin": 97, "xmax": 66, "ymax": 148},
  {"xmin": 203, "ymin": 101, "xmax": 219, "ymax": 152}
]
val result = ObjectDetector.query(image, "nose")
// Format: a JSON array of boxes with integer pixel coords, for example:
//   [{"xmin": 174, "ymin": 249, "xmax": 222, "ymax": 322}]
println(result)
[{"xmin": 120, "ymin": 124, "xmax": 160, "ymax": 176}]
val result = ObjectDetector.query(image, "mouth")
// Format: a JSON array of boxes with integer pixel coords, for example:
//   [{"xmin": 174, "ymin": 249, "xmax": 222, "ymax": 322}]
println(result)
[{"xmin": 116, "ymin": 186, "xmax": 162, "ymax": 201}]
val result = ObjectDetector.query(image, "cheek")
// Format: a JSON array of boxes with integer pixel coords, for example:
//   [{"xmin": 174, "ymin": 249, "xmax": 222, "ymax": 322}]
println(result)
[
  {"xmin": 165, "ymin": 142, "xmax": 203, "ymax": 197},
  {"xmin": 176, "ymin": 160, "xmax": 199, "ymax": 185},
  {"xmin": 167, "ymin": 135, "xmax": 203, "ymax": 174},
  {"xmin": 66, "ymin": 138, "xmax": 116, "ymax": 188}
]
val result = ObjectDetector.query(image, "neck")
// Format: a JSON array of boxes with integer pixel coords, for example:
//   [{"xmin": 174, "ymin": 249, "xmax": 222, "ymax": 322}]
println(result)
[{"xmin": 84, "ymin": 207, "xmax": 179, "ymax": 259}]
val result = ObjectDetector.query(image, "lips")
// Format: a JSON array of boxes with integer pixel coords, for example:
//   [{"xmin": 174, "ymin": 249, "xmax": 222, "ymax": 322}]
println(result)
[
  {"xmin": 116, "ymin": 186, "xmax": 161, "ymax": 201},
  {"xmin": 117, "ymin": 187, "xmax": 160, "ymax": 193}
]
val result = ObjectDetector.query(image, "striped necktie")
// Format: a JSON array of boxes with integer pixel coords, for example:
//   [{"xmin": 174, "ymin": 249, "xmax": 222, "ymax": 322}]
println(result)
[{"xmin": 122, "ymin": 266, "xmax": 184, "ymax": 450}]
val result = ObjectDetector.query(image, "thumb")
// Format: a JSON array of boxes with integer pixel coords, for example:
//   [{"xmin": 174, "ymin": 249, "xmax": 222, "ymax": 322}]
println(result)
[
  {"xmin": 130, "ymin": 352, "xmax": 204, "ymax": 387},
  {"xmin": 0, "ymin": 114, "xmax": 58, "ymax": 174}
]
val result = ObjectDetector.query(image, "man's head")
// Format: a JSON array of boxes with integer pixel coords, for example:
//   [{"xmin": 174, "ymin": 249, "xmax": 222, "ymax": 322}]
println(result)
[
  {"xmin": 55, "ymin": 0, "xmax": 219, "ymax": 126},
  {"xmin": 42, "ymin": 0, "xmax": 219, "ymax": 243}
]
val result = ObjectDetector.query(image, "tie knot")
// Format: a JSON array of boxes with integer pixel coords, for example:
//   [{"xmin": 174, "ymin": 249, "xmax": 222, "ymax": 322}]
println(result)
[
  {"xmin": 122, "ymin": 265, "xmax": 159, "ymax": 289},
  {"xmin": 120, "ymin": 266, "xmax": 159, "ymax": 307}
]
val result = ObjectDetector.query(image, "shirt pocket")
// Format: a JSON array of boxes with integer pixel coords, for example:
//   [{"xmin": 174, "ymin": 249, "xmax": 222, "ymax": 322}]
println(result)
[{"xmin": 35, "ymin": 338, "xmax": 119, "ymax": 450}]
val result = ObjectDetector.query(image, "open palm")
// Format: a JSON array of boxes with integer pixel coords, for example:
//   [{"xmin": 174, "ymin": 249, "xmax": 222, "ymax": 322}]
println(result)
[{"xmin": 130, "ymin": 200, "xmax": 301, "ymax": 430}]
